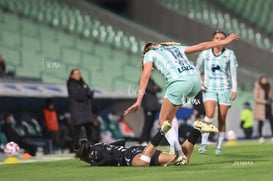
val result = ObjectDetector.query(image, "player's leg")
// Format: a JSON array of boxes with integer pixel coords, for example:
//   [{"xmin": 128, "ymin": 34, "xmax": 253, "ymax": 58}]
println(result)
[
  {"xmin": 157, "ymin": 152, "xmax": 177, "ymax": 165},
  {"xmin": 161, "ymin": 128, "xmax": 201, "ymax": 166},
  {"xmin": 165, "ymin": 121, "xmax": 188, "ymax": 166},
  {"xmin": 198, "ymin": 99, "xmax": 217, "ymax": 153},
  {"xmin": 158, "ymin": 98, "xmax": 180, "ymax": 126},
  {"xmin": 132, "ymin": 127, "xmax": 172, "ymax": 166},
  {"xmin": 165, "ymin": 117, "xmax": 183, "ymax": 155},
  {"xmin": 204, "ymin": 100, "xmax": 217, "ymax": 122},
  {"xmin": 156, "ymin": 99, "xmax": 183, "ymax": 156},
  {"xmin": 131, "ymin": 145, "xmax": 158, "ymax": 166},
  {"xmin": 162, "ymin": 80, "xmax": 190, "ymax": 155},
  {"xmin": 181, "ymin": 140, "xmax": 194, "ymax": 165},
  {"xmin": 134, "ymin": 116, "xmax": 173, "ymax": 166},
  {"xmin": 182, "ymin": 128, "xmax": 202, "ymax": 164},
  {"xmin": 217, "ymin": 104, "xmax": 229, "ymax": 132},
  {"xmin": 132, "ymin": 150, "xmax": 180, "ymax": 166},
  {"xmin": 133, "ymin": 94, "xmax": 179, "ymax": 166},
  {"xmin": 215, "ymin": 90, "xmax": 232, "ymax": 155},
  {"xmin": 215, "ymin": 104, "xmax": 229, "ymax": 154}
]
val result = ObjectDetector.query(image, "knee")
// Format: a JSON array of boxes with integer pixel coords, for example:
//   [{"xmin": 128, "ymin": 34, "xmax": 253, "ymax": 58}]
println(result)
[
  {"xmin": 204, "ymin": 108, "xmax": 214, "ymax": 117},
  {"xmin": 205, "ymin": 111, "xmax": 214, "ymax": 118}
]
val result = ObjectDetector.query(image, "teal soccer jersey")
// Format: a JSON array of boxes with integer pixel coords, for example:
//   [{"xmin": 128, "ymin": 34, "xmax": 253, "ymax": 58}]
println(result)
[
  {"xmin": 143, "ymin": 46, "xmax": 198, "ymax": 86},
  {"xmin": 196, "ymin": 48, "xmax": 238, "ymax": 91}
]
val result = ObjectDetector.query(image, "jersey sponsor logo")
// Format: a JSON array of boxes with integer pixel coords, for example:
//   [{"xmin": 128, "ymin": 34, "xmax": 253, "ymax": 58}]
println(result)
[
  {"xmin": 211, "ymin": 65, "xmax": 220, "ymax": 72},
  {"xmin": 177, "ymin": 65, "xmax": 194, "ymax": 73}
]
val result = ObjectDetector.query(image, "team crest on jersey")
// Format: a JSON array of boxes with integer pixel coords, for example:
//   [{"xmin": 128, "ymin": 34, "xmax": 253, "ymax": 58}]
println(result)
[{"xmin": 223, "ymin": 56, "xmax": 228, "ymax": 63}]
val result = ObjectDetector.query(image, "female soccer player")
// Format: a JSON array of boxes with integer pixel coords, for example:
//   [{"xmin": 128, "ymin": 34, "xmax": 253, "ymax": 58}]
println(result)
[
  {"xmin": 195, "ymin": 31, "xmax": 238, "ymax": 155},
  {"xmin": 123, "ymin": 33, "xmax": 239, "ymax": 158},
  {"xmin": 74, "ymin": 124, "xmax": 204, "ymax": 166}
]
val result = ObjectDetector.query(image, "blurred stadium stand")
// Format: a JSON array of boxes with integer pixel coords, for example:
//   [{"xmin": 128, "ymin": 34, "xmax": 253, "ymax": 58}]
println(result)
[
  {"xmin": 155, "ymin": 0, "xmax": 273, "ymax": 50},
  {"xmin": 1, "ymin": 0, "xmax": 271, "ymax": 93},
  {"xmin": 0, "ymin": 0, "xmax": 168, "ymax": 92},
  {"xmin": 213, "ymin": 0, "xmax": 273, "ymax": 36},
  {"xmin": 117, "ymin": 0, "xmax": 273, "ymax": 104}
]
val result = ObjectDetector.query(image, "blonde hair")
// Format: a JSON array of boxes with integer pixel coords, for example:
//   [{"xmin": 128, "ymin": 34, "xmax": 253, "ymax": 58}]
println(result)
[
  {"xmin": 160, "ymin": 41, "xmax": 181, "ymax": 47},
  {"xmin": 142, "ymin": 41, "xmax": 181, "ymax": 55}
]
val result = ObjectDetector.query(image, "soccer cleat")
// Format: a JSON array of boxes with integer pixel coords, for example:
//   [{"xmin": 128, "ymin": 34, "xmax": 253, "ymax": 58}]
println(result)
[
  {"xmin": 193, "ymin": 120, "xmax": 219, "ymax": 133},
  {"xmin": 164, "ymin": 154, "xmax": 187, "ymax": 166},
  {"xmin": 160, "ymin": 121, "xmax": 172, "ymax": 134},
  {"xmin": 215, "ymin": 148, "xmax": 222, "ymax": 155},
  {"xmin": 198, "ymin": 144, "xmax": 207, "ymax": 154},
  {"xmin": 173, "ymin": 154, "xmax": 187, "ymax": 166}
]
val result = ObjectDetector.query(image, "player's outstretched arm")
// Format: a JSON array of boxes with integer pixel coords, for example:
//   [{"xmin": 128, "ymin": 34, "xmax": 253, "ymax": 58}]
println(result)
[
  {"xmin": 185, "ymin": 33, "xmax": 239, "ymax": 54},
  {"xmin": 124, "ymin": 62, "xmax": 153, "ymax": 116}
]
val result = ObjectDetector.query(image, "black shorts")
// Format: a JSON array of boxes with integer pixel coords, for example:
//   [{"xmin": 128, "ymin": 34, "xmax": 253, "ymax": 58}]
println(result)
[{"xmin": 124, "ymin": 146, "xmax": 162, "ymax": 166}]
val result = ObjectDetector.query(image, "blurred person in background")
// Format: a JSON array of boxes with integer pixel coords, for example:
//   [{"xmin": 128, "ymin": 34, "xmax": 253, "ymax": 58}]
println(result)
[
  {"xmin": 139, "ymin": 76, "xmax": 162, "ymax": 146},
  {"xmin": 59, "ymin": 113, "xmax": 74, "ymax": 152},
  {"xmin": 1, "ymin": 113, "xmax": 37, "ymax": 156},
  {"xmin": 0, "ymin": 123, "xmax": 8, "ymax": 152},
  {"xmin": 240, "ymin": 102, "xmax": 254, "ymax": 139},
  {"xmin": 253, "ymin": 75, "xmax": 273, "ymax": 143},
  {"xmin": 0, "ymin": 55, "xmax": 15, "ymax": 78},
  {"xmin": 43, "ymin": 99, "xmax": 64, "ymax": 151},
  {"xmin": 196, "ymin": 30, "xmax": 238, "ymax": 155},
  {"xmin": 67, "ymin": 68, "xmax": 100, "ymax": 146},
  {"xmin": 192, "ymin": 73, "xmax": 206, "ymax": 120}
]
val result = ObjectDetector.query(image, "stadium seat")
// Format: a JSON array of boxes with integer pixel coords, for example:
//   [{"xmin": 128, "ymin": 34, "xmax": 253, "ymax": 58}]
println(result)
[
  {"xmin": 0, "ymin": 0, "xmax": 145, "ymax": 92},
  {"xmin": 0, "ymin": 44, "xmax": 23, "ymax": 66},
  {"xmin": 156, "ymin": 0, "xmax": 273, "ymax": 51},
  {"xmin": 214, "ymin": 0, "xmax": 273, "ymax": 36}
]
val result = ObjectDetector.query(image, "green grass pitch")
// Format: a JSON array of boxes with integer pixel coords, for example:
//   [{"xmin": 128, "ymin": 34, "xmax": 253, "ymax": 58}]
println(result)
[{"xmin": 1, "ymin": 140, "xmax": 272, "ymax": 181}]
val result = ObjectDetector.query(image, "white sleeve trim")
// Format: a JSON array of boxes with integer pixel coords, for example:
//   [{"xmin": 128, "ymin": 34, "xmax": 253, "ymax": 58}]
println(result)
[{"xmin": 230, "ymin": 66, "xmax": 237, "ymax": 92}]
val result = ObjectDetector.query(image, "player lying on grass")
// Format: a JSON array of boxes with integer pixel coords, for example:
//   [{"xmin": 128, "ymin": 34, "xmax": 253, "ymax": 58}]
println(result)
[{"xmin": 74, "ymin": 121, "xmax": 204, "ymax": 166}]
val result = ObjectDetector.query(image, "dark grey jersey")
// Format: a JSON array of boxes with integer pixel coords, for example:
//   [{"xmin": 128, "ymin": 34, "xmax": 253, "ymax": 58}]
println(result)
[{"xmin": 88, "ymin": 140, "xmax": 162, "ymax": 166}]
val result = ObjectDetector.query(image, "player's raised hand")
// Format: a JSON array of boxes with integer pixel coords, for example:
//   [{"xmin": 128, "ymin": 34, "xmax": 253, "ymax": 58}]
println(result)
[{"xmin": 225, "ymin": 34, "xmax": 240, "ymax": 44}]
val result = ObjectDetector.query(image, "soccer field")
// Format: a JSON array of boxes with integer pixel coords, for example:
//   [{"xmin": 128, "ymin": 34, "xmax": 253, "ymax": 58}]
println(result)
[{"xmin": 1, "ymin": 140, "xmax": 272, "ymax": 181}]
